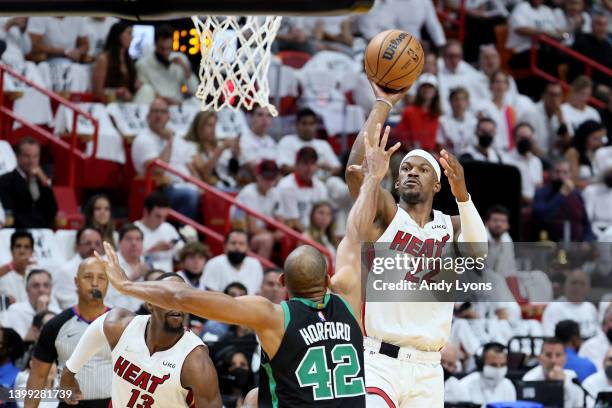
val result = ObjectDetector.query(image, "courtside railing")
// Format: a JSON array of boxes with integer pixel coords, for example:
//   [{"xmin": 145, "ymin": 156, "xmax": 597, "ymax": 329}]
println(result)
[
  {"xmin": 0, "ymin": 64, "xmax": 99, "ymax": 188},
  {"xmin": 144, "ymin": 159, "xmax": 335, "ymax": 275},
  {"xmin": 530, "ymin": 34, "xmax": 612, "ymax": 108}
]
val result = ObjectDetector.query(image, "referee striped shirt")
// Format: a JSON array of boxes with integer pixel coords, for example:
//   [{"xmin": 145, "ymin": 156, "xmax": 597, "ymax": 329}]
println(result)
[{"xmin": 33, "ymin": 307, "xmax": 113, "ymax": 400}]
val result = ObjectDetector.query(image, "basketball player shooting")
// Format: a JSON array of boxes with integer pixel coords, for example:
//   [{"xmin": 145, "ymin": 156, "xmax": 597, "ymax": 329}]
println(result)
[
  {"xmin": 91, "ymin": 125, "xmax": 400, "ymax": 408},
  {"xmin": 346, "ymin": 83, "xmax": 488, "ymax": 407},
  {"xmin": 58, "ymin": 272, "xmax": 222, "ymax": 407}
]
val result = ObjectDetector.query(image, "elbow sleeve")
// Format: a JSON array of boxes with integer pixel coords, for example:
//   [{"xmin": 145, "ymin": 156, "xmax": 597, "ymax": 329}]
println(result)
[
  {"xmin": 65, "ymin": 312, "xmax": 109, "ymax": 374},
  {"xmin": 456, "ymin": 195, "xmax": 488, "ymax": 257}
]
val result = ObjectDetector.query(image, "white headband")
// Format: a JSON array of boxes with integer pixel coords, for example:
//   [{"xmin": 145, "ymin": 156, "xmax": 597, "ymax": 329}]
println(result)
[{"xmin": 400, "ymin": 149, "xmax": 441, "ymax": 181}]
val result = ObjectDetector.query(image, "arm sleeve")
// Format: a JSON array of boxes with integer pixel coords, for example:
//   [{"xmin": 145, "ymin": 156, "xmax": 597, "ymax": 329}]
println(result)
[
  {"xmin": 456, "ymin": 195, "xmax": 488, "ymax": 243},
  {"xmin": 64, "ymin": 312, "xmax": 109, "ymax": 373}
]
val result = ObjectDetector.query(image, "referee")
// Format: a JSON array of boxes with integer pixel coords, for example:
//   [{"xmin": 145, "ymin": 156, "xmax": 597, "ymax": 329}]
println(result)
[{"xmin": 24, "ymin": 258, "xmax": 112, "ymax": 408}]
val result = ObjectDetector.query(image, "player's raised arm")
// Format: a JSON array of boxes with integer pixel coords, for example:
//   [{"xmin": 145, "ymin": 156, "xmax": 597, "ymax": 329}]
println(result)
[
  {"xmin": 439, "ymin": 149, "xmax": 488, "ymax": 258},
  {"xmin": 346, "ymin": 82, "xmax": 408, "ymax": 223},
  {"xmin": 96, "ymin": 243, "xmax": 281, "ymax": 331},
  {"xmin": 332, "ymin": 124, "xmax": 400, "ymax": 317}
]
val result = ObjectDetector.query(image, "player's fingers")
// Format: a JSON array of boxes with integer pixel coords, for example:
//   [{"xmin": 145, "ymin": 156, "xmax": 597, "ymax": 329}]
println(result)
[
  {"xmin": 363, "ymin": 131, "xmax": 371, "ymax": 150},
  {"xmin": 373, "ymin": 123, "xmax": 382, "ymax": 146},
  {"xmin": 380, "ymin": 125, "xmax": 391, "ymax": 149},
  {"xmin": 387, "ymin": 142, "xmax": 401, "ymax": 157},
  {"xmin": 93, "ymin": 250, "xmax": 103, "ymax": 263},
  {"xmin": 439, "ymin": 157, "xmax": 451, "ymax": 171}
]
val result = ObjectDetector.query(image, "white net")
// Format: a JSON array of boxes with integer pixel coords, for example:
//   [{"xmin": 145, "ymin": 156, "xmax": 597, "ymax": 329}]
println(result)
[{"xmin": 191, "ymin": 15, "xmax": 282, "ymax": 116}]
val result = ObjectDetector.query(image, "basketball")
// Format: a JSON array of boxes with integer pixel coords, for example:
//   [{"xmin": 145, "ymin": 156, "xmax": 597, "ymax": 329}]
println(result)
[{"xmin": 364, "ymin": 29, "xmax": 425, "ymax": 91}]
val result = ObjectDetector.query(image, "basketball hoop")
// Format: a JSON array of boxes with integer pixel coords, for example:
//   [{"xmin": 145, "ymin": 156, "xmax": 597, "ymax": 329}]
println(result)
[{"xmin": 191, "ymin": 16, "xmax": 282, "ymax": 116}]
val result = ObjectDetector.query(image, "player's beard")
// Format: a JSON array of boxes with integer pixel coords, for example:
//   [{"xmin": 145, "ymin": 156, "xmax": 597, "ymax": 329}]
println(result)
[{"xmin": 400, "ymin": 190, "xmax": 423, "ymax": 205}]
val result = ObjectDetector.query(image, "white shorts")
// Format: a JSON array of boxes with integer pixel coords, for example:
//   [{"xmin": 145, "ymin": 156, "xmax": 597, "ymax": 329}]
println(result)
[{"xmin": 364, "ymin": 337, "xmax": 444, "ymax": 408}]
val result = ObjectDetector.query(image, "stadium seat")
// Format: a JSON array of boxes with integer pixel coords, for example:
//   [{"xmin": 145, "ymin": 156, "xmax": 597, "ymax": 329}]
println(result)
[{"xmin": 53, "ymin": 186, "xmax": 84, "ymax": 229}]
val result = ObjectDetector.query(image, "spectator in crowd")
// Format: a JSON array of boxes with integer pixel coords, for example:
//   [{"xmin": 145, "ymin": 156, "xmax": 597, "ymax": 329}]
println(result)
[
  {"xmin": 216, "ymin": 347, "xmax": 255, "ymax": 407},
  {"xmin": 257, "ymin": 268, "xmax": 285, "ymax": 304},
  {"xmin": 277, "ymin": 109, "xmax": 341, "ymax": 178},
  {"xmin": 0, "ymin": 137, "xmax": 57, "ymax": 229},
  {"xmin": 0, "ymin": 327, "xmax": 24, "ymax": 390},
  {"xmin": 276, "ymin": 147, "xmax": 329, "ymax": 231},
  {"xmin": 311, "ymin": 16, "xmax": 354, "ymax": 55},
  {"xmin": 436, "ymin": 87, "xmax": 477, "ymax": 155},
  {"xmin": 83, "ymin": 17, "xmax": 117, "ymax": 60},
  {"xmin": 1, "ymin": 269, "xmax": 60, "ymax": 340},
  {"xmin": 131, "ymin": 98, "xmax": 201, "ymax": 219},
  {"xmin": 561, "ymin": 76, "xmax": 602, "ymax": 132},
  {"xmin": 185, "ymin": 110, "xmax": 242, "ymax": 189},
  {"xmin": 533, "ymin": 159, "xmax": 595, "ymax": 241},
  {"xmin": 92, "ymin": 21, "xmax": 140, "ymax": 102},
  {"xmin": 580, "ymin": 305, "xmax": 612, "ymax": 370},
  {"xmin": 472, "ymin": 45, "xmax": 519, "ymax": 105},
  {"xmin": 177, "ymin": 241, "xmax": 210, "ymax": 290},
  {"xmin": 543, "ymin": 269, "xmax": 599, "ymax": 338},
  {"xmin": 27, "ymin": 17, "xmax": 90, "ymax": 89},
  {"xmin": 202, "ymin": 230, "xmax": 263, "ymax": 295},
  {"xmin": 506, "ymin": 0, "xmax": 567, "ymax": 96},
  {"xmin": 135, "ymin": 25, "xmax": 198, "ymax": 105},
  {"xmin": 303, "ymin": 201, "xmax": 338, "ymax": 257},
  {"xmin": 53, "ymin": 227, "xmax": 103, "ymax": 309},
  {"xmin": 485, "ymin": 205, "xmax": 517, "ymax": 277},
  {"xmin": 583, "ymin": 347, "xmax": 612, "ymax": 403},
  {"xmin": 460, "ymin": 117, "xmax": 508, "ymax": 163},
  {"xmin": 554, "ymin": 0, "xmax": 591, "ymax": 42},
  {"xmin": 28, "ymin": 310, "xmax": 56, "ymax": 344},
  {"xmin": 395, "ymin": 73, "xmax": 441, "ymax": 152},
  {"xmin": 135, "ymin": 192, "xmax": 183, "ymax": 273},
  {"xmin": 437, "ymin": 40, "xmax": 481, "ymax": 114},
  {"xmin": 26, "ymin": 258, "xmax": 112, "ymax": 408},
  {"xmin": 84, "ymin": 194, "xmax": 116, "ymax": 248},
  {"xmin": 0, "ymin": 230, "xmax": 35, "ymax": 303},
  {"xmin": 564, "ymin": 120, "xmax": 606, "ymax": 185},
  {"xmin": 583, "ymin": 165, "xmax": 612, "ymax": 239},
  {"xmin": 232, "ymin": 160, "xmax": 282, "ymax": 260},
  {"xmin": 555, "ymin": 319, "xmax": 598, "ymax": 383},
  {"xmin": 523, "ymin": 337, "xmax": 585, "ymax": 407},
  {"xmin": 459, "ymin": 342, "xmax": 516, "ymax": 405},
  {"xmin": 462, "ymin": 3, "xmax": 509, "ymax": 62},
  {"xmin": 524, "ymin": 82, "xmax": 569, "ymax": 156},
  {"xmin": 572, "ymin": 14, "xmax": 612, "ymax": 92},
  {"xmin": 240, "ymin": 107, "xmax": 277, "ymax": 169},
  {"xmin": 200, "ymin": 281, "xmax": 248, "ymax": 342},
  {"xmin": 508, "ymin": 123, "xmax": 544, "ymax": 204},
  {"xmin": 442, "ymin": 343, "xmax": 467, "ymax": 403},
  {"xmin": 476, "ymin": 71, "xmax": 525, "ymax": 152},
  {"xmin": 273, "ymin": 17, "xmax": 317, "ymax": 54}
]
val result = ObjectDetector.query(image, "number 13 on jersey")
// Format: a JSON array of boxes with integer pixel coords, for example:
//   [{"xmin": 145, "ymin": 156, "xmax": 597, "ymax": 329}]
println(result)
[{"xmin": 295, "ymin": 344, "xmax": 365, "ymax": 400}]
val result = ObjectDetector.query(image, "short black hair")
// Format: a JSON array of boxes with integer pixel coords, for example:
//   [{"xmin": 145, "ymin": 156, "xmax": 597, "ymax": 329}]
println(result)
[
  {"xmin": 296, "ymin": 108, "xmax": 317, "ymax": 122},
  {"xmin": 513, "ymin": 122, "xmax": 534, "ymax": 137},
  {"xmin": 26, "ymin": 269, "xmax": 52, "ymax": 285},
  {"xmin": 76, "ymin": 226, "xmax": 103, "ymax": 244},
  {"xmin": 155, "ymin": 24, "xmax": 174, "ymax": 43},
  {"xmin": 264, "ymin": 267, "xmax": 283, "ymax": 276},
  {"xmin": 144, "ymin": 192, "xmax": 170, "ymax": 213},
  {"xmin": 486, "ymin": 205, "xmax": 510, "ymax": 221},
  {"xmin": 118, "ymin": 223, "xmax": 143, "ymax": 242},
  {"xmin": 15, "ymin": 136, "xmax": 40, "ymax": 155},
  {"xmin": 555, "ymin": 320, "xmax": 580, "ymax": 343},
  {"xmin": 224, "ymin": 229, "xmax": 248, "ymax": 244},
  {"xmin": 223, "ymin": 281, "xmax": 248, "ymax": 295},
  {"xmin": 482, "ymin": 342, "xmax": 506, "ymax": 358},
  {"xmin": 0, "ymin": 327, "xmax": 25, "ymax": 363},
  {"xmin": 542, "ymin": 337, "xmax": 565, "ymax": 348},
  {"xmin": 32, "ymin": 310, "xmax": 56, "ymax": 330},
  {"xmin": 10, "ymin": 230, "xmax": 34, "ymax": 250},
  {"xmin": 477, "ymin": 117, "xmax": 496, "ymax": 129}
]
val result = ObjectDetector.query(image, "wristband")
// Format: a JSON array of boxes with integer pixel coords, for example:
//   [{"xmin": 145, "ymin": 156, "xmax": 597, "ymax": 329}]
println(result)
[{"xmin": 375, "ymin": 97, "xmax": 393, "ymax": 109}]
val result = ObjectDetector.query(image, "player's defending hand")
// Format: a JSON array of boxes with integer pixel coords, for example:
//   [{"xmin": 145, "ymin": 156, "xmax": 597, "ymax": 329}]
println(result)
[
  {"xmin": 439, "ymin": 149, "xmax": 469, "ymax": 202},
  {"xmin": 348, "ymin": 123, "xmax": 400, "ymax": 181},
  {"xmin": 94, "ymin": 242, "xmax": 129, "ymax": 293}
]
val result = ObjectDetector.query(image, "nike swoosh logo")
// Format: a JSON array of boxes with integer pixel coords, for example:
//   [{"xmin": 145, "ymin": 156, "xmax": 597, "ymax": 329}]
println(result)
[{"xmin": 66, "ymin": 332, "xmax": 80, "ymax": 338}]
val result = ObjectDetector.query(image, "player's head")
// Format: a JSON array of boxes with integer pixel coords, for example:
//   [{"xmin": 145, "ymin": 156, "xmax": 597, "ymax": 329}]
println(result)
[
  {"xmin": 76, "ymin": 257, "xmax": 108, "ymax": 303},
  {"xmin": 396, "ymin": 149, "xmax": 441, "ymax": 205},
  {"xmin": 147, "ymin": 272, "xmax": 188, "ymax": 333},
  {"xmin": 281, "ymin": 245, "xmax": 328, "ymax": 299}
]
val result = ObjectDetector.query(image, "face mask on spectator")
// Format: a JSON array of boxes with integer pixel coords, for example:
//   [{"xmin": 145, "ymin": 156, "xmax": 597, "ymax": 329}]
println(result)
[
  {"xmin": 227, "ymin": 250, "xmax": 246, "ymax": 266},
  {"xmin": 517, "ymin": 139, "xmax": 532, "ymax": 155},
  {"xmin": 229, "ymin": 367, "xmax": 250, "ymax": 388},
  {"xmin": 606, "ymin": 365, "xmax": 612, "ymax": 380},
  {"xmin": 551, "ymin": 180, "xmax": 563, "ymax": 191},
  {"xmin": 478, "ymin": 133, "xmax": 494, "ymax": 148},
  {"xmin": 482, "ymin": 365, "xmax": 507, "ymax": 385}
]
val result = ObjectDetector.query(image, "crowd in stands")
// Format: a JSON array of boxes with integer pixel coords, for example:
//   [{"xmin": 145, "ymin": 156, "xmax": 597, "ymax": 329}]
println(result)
[{"xmin": 0, "ymin": 0, "xmax": 610, "ymax": 405}]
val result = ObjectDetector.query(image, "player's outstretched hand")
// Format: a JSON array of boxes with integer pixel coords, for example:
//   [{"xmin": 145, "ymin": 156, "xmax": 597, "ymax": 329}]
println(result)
[
  {"xmin": 439, "ymin": 149, "xmax": 469, "ymax": 202},
  {"xmin": 348, "ymin": 123, "xmax": 400, "ymax": 181},
  {"xmin": 370, "ymin": 81, "xmax": 410, "ymax": 106},
  {"xmin": 94, "ymin": 242, "xmax": 129, "ymax": 292}
]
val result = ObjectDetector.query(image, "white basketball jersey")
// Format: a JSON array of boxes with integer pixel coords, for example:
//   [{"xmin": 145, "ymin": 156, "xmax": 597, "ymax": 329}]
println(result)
[
  {"xmin": 110, "ymin": 315, "xmax": 203, "ymax": 407},
  {"xmin": 365, "ymin": 207, "xmax": 455, "ymax": 351}
]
